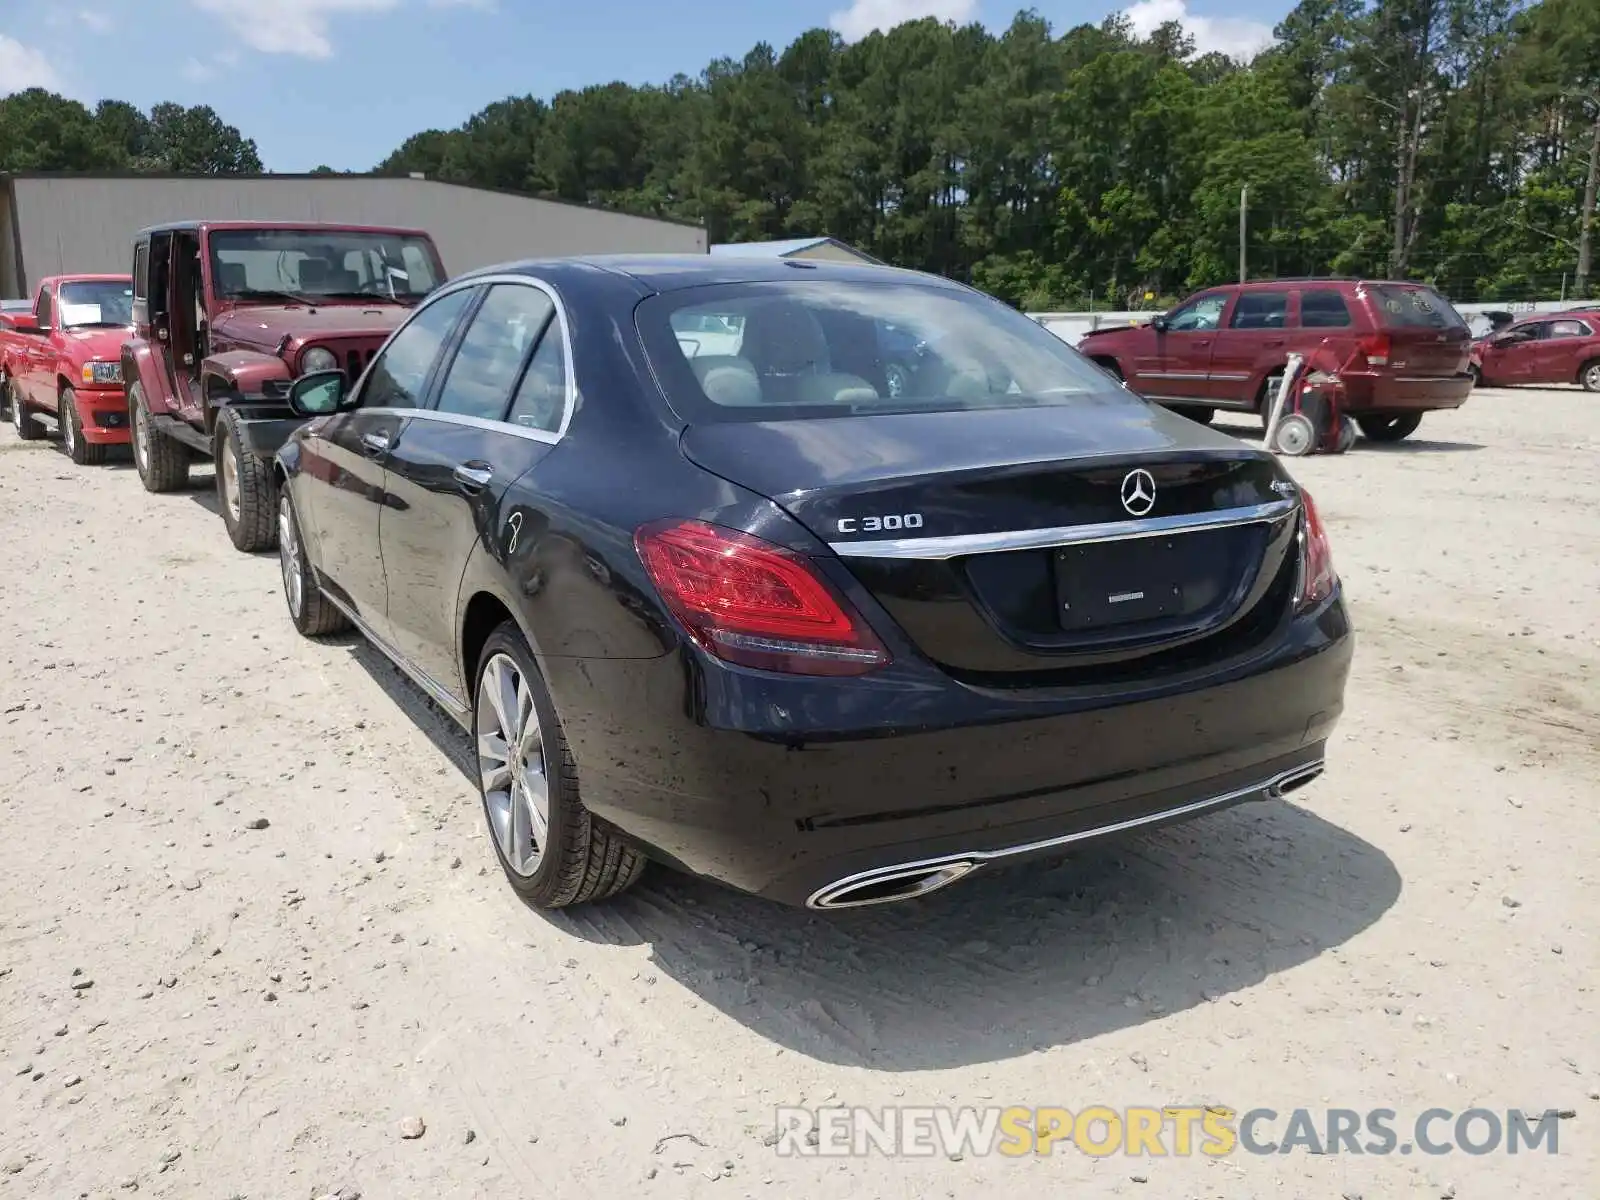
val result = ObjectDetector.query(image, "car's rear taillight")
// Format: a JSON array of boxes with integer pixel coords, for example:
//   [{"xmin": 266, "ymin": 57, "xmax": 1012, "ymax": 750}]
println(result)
[
  {"xmin": 1295, "ymin": 489, "xmax": 1337, "ymax": 613},
  {"xmin": 1359, "ymin": 332, "xmax": 1392, "ymax": 367},
  {"xmin": 634, "ymin": 519, "xmax": 891, "ymax": 676}
]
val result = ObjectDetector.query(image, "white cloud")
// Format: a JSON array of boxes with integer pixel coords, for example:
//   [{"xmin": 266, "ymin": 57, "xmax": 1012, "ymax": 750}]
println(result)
[
  {"xmin": 1123, "ymin": 0, "xmax": 1274, "ymax": 60},
  {"xmin": 191, "ymin": 0, "xmax": 399, "ymax": 59},
  {"xmin": 829, "ymin": 0, "xmax": 978, "ymax": 43},
  {"xmin": 427, "ymin": 0, "xmax": 496, "ymax": 8},
  {"xmin": 0, "ymin": 35, "xmax": 62, "ymax": 95},
  {"xmin": 79, "ymin": 10, "xmax": 115, "ymax": 33}
]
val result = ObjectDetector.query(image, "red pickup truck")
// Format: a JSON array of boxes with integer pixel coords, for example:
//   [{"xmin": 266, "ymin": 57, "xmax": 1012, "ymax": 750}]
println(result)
[{"xmin": 0, "ymin": 275, "xmax": 135, "ymax": 464}]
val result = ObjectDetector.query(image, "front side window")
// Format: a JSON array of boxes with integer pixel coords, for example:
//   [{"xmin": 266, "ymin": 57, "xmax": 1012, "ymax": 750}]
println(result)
[
  {"xmin": 636, "ymin": 280, "xmax": 1133, "ymax": 423},
  {"xmin": 57, "ymin": 280, "xmax": 135, "ymax": 329},
  {"xmin": 434, "ymin": 284, "xmax": 557, "ymax": 420},
  {"xmin": 1230, "ymin": 292, "xmax": 1289, "ymax": 330},
  {"xmin": 359, "ymin": 287, "xmax": 475, "ymax": 410},
  {"xmin": 1167, "ymin": 294, "xmax": 1226, "ymax": 332},
  {"xmin": 208, "ymin": 228, "xmax": 445, "ymax": 305}
]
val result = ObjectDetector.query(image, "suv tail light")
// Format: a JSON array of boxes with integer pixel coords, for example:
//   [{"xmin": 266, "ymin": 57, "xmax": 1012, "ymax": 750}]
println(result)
[
  {"xmin": 1295, "ymin": 489, "xmax": 1337, "ymax": 613},
  {"xmin": 1359, "ymin": 332, "xmax": 1392, "ymax": 367},
  {"xmin": 634, "ymin": 520, "xmax": 891, "ymax": 676}
]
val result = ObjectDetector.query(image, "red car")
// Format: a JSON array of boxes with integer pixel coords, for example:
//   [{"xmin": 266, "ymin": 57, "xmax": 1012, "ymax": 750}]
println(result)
[
  {"xmin": 0, "ymin": 274, "xmax": 135, "ymax": 464},
  {"xmin": 1077, "ymin": 279, "xmax": 1475, "ymax": 442},
  {"xmin": 1470, "ymin": 311, "xmax": 1600, "ymax": 391}
]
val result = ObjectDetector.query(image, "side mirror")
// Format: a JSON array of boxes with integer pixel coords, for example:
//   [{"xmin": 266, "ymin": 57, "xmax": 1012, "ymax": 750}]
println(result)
[
  {"xmin": 1150, "ymin": 315, "xmax": 1170, "ymax": 333},
  {"xmin": 10, "ymin": 315, "xmax": 39, "ymax": 334},
  {"xmin": 288, "ymin": 369, "xmax": 355, "ymax": 416}
]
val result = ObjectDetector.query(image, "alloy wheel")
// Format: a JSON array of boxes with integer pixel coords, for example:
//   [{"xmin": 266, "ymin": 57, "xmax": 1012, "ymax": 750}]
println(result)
[
  {"xmin": 62, "ymin": 403, "xmax": 77, "ymax": 457},
  {"xmin": 475, "ymin": 652, "xmax": 550, "ymax": 878},
  {"xmin": 10, "ymin": 391, "xmax": 23, "ymax": 433},
  {"xmin": 220, "ymin": 435, "xmax": 242, "ymax": 523},
  {"xmin": 1584, "ymin": 363, "xmax": 1600, "ymax": 392},
  {"xmin": 133, "ymin": 402, "xmax": 149, "ymax": 472},
  {"xmin": 278, "ymin": 494, "xmax": 304, "ymax": 619}
]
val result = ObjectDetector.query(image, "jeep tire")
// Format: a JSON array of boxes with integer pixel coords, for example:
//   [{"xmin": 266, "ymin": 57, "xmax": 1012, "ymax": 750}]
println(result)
[
  {"xmin": 472, "ymin": 621, "xmax": 647, "ymax": 909},
  {"xmin": 0, "ymin": 370, "xmax": 12, "ymax": 419},
  {"xmin": 59, "ymin": 388, "xmax": 107, "ymax": 466},
  {"xmin": 215, "ymin": 405, "xmax": 278, "ymax": 552},
  {"xmin": 130, "ymin": 382, "xmax": 190, "ymax": 492}
]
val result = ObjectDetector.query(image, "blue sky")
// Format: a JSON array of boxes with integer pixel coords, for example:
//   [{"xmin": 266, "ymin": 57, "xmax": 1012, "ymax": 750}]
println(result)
[{"xmin": 1, "ymin": 0, "xmax": 1291, "ymax": 173}]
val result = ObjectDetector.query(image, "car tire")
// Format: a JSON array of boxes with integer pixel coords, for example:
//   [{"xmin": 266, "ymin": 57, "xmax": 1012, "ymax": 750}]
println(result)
[
  {"xmin": 129, "ymin": 382, "xmax": 190, "ymax": 492},
  {"xmin": 215, "ymin": 405, "xmax": 278, "ymax": 552},
  {"xmin": 1580, "ymin": 359, "xmax": 1600, "ymax": 393},
  {"xmin": 472, "ymin": 620, "xmax": 646, "ymax": 909},
  {"xmin": 59, "ymin": 388, "xmax": 107, "ymax": 466},
  {"xmin": 277, "ymin": 487, "xmax": 349, "ymax": 637},
  {"xmin": 1356, "ymin": 413, "xmax": 1422, "ymax": 443},
  {"xmin": 10, "ymin": 380, "xmax": 43, "ymax": 440},
  {"xmin": 885, "ymin": 361, "xmax": 910, "ymax": 398},
  {"xmin": 1174, "ymin": 405, "xmax": 1216, "ymax": 425},
  {"xmin": 0, "ymin": 371, "xmax": 11, "ymax": 419}
]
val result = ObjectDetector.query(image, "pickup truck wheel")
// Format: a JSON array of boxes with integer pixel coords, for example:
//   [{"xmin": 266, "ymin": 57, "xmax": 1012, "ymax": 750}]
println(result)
[
  {"xmin": 10, "ymin": 381, "xmax": 43, "ymax": 440},
  {"xmin": 1580, "ymin": 359, "xmax": 1600, "ymax": 393},
  {"xmin": 473, "ymin": 621, "xmax": 647, "ymax": 909},
  {"xmin": 1356, "ymin": 413, "xmax": 1423, "ymax": 442},
  {"xmin": 278, "ymin": 488, "xmax": 349, "ymax": 636},
  {"xmin": 0, "ymin": 371, "xmax": 11, "ymax": 419},
  {"xmin": 129, "ymin": 383, "xmax": 190, "ymax": 492},
  {"xmin": 59, "ymin": 388, "xmax": 107, "ymax": 466},
  {"xmin": 215, "ymin": 406, "xmax": 278, "ymax": 552}
]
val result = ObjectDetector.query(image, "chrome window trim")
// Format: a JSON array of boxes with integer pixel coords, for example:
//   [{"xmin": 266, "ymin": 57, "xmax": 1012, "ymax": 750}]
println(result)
[
  {"xmin": 827, "ymin": 498, "xmax": 1296, "ymax": 560},
  {"xmin": 350, "ymin": 272, "xmax": 577, "ymax": 441}
]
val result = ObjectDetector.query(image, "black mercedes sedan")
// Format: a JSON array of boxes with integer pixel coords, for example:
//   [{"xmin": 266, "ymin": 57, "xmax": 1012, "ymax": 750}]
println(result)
[{"xmin": 272, "ymin": 256, "xmax": 1352, "ymax": 911}]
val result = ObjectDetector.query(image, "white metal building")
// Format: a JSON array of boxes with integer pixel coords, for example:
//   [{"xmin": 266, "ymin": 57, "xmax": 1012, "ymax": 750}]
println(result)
[
  {"xmin": 0, "ymin": 172, "xmax": 707, "ymax": 298},
  {"xmin": 709, "ymin": 236, "xmax": 879, "ymax": 265}
]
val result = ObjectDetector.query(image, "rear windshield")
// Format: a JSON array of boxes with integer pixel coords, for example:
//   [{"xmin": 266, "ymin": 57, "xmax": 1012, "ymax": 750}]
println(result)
[
  {"xmin": 635, "ymin": 280, "xmax": 1131, "ymax": 423},
  {"xmin": 1367, "ymin": 284, "xmax": 1466, "ymax": 331}
]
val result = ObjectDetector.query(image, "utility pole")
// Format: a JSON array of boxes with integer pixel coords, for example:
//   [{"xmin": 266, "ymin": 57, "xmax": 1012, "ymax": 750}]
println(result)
[{"xmin": 1239, "ymin": 185, "xmax": 1248, "ymax": 283}]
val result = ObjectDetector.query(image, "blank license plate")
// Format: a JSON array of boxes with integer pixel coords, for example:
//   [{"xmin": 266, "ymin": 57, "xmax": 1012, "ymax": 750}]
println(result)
[{"xmin": 1054, "ymin": 538, "xmax": 1186, "ymax": 631}]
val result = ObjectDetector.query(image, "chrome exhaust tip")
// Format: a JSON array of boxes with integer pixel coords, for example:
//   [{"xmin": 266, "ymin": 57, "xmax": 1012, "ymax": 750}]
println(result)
[
  {"xmin": 1270, "ymin": 762, "xmax": 1324, "ymax": 798},
  {"xmin": 807, "ymin": 860, "xmax": 978, "ymax": 910}
]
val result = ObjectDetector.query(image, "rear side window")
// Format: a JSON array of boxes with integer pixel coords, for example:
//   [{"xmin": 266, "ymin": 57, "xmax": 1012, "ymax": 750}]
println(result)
[
  {"xmin": 1368, "ymin": 285, "xmax": 1466, "ymax": 330},
  {"xmin": 1230, "ymin": 292, "xmax": 1288, "ymax": 329},
  {"xmin": 1300, "ymin": 290, "xmax": 1352, "ymax": 328},
  {"xmin": 507, "ymin": 321, "xmax": 569, "ymax": 433},
  {"xmin": 35, "ymin": 287, "xmax": 54, "ymax": 328},
  {"xmin": 1546, "ymin": 319, "xmax": 1589, "ymax": 339}
]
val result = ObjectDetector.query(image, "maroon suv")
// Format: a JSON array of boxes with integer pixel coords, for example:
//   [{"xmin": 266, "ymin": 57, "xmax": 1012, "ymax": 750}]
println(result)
[{"xmin": 1078, "ymin": 279, "xmax": 1475, "ymax": 442}]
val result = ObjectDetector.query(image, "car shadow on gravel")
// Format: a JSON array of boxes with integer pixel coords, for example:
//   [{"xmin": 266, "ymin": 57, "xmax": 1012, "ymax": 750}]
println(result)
[{"xmin": 341, "ymin": 633, "xmax": 1401, "ymax": 1072}]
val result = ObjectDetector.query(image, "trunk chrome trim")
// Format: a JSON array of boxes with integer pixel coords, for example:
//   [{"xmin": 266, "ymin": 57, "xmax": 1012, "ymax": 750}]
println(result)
[
  {"xmin": 827, "ymin": 498, "xmax": 1296, "ymax": 560},
  {"xmin": 806, "ymin": 760, "xmax": 1324, "ymax": 910}
]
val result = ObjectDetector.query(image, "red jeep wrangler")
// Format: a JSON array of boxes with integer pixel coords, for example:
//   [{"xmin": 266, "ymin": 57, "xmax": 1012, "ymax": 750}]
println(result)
[
  {"xmin": 1078, "ymin": 279, "xmax": 1475, "ymax": 442},
  {"xmin": 120, "ymin": 221, "xmax": 447, "ymax": 549}
]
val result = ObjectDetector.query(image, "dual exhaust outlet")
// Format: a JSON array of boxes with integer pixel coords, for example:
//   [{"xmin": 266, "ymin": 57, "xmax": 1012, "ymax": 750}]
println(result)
[{"xmin": 805, "ymin": 761, "xmax": 1326, "ymax": 910}]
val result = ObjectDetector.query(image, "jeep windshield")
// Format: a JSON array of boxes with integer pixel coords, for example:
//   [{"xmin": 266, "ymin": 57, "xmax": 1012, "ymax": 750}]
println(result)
[
  {"xmin": 636, "ymin": 280, "xmax": 1132, "ymax": 423},
  {"xmin": 57, "ymin": 280, "xmax": 135, "ymax": 329},
  {"xmin": 209, "ymin": 229, "xmax": 444, "ymax": 307}
]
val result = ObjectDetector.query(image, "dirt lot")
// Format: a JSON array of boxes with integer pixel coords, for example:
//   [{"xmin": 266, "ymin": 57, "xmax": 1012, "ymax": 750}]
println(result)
[{"xmin": 1, "ymin": 388, "xmax": 1595, "ymax": 1199}]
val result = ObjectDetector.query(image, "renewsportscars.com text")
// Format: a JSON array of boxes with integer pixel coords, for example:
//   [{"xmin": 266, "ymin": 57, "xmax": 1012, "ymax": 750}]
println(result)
[{"xmin": 772, "ymin": 1105, "xmax": 1565, "ymax": 1158}]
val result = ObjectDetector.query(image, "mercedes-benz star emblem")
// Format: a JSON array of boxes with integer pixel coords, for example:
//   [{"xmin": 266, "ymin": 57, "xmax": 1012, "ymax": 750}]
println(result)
[{"xmin": 1120, "ymin": 468, "xmax": 1156, "ymax": 516}]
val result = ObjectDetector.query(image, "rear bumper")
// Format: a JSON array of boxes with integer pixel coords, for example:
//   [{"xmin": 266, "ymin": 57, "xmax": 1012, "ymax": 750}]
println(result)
[
  {"xmin": 1342, "ymin": 369, "xmax": 1473, "ymax": 413},
  {"xmin": 547, "ymin": 593, "xmax": 1354, "ymax": 907},
  {"xmin": 76, "ymin": 387, "xmax": 130, "ymax": 444}
]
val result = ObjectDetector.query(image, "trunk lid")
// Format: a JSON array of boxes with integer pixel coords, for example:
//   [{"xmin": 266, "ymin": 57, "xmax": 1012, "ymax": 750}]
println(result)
[
  {"xmin": 680, "ymin": 400, "xmax": 1303, "ymax": 680},
  {"xmin": 1362, "ymin": 283, "xmax": 1472, "ymax": 376}
]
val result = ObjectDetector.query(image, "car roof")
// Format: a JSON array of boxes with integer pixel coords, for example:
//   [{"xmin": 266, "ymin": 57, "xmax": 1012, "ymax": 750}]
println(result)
[
  {"xmin": 454, "ymin": 254, "xmax": 966, "ymax": 295},
  {"xmin": 134, "ymin": 220, "xmax": 431, "ymax": 237}
]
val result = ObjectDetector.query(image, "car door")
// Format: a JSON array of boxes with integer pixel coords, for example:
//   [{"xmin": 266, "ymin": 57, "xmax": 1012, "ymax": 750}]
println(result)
[
  {"xmin": 1529, "ymin": 318, "xmax": 1591, "ymax": 384},
  {"xmin": 20, "ymin": 285, "xmax": 55, "ymax": 409},
  {"xmin": 1482, "ymin": 321, "xmax": 1544, "ymax": 384},
  {"xmin": 1134, "ymin": 290, "xmax": 1226, "ymax": 402},
  {"xmin": 1208, "ymin": 289, "xmax": 1289, "ymax": 407},
  {"xmin": 380, "ymin": 279, "xmax": 569, "ymax": 699},
  {"xmin": 294, "ymin": 285, "xmax": 477, "ymax": 635}
]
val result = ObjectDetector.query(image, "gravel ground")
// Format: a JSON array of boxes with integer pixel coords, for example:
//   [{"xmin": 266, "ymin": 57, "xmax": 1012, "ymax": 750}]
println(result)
[{"xmin": 0, "ymin": 387, "xmax": 1595, "ymax": 1199}]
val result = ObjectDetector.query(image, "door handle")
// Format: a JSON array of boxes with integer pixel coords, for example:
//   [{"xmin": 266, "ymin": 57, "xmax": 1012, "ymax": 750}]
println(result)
[
  {"xmin": 1195, "ymin": 339, "xmax": 1211, "ymax": 348},
  {"xmin": 360, "ymin": 430, "xmax": 390, "ymax": 456},
  {"xmin": 453, "ymin": 462, "xmax": 494, "ymax": 491}
]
